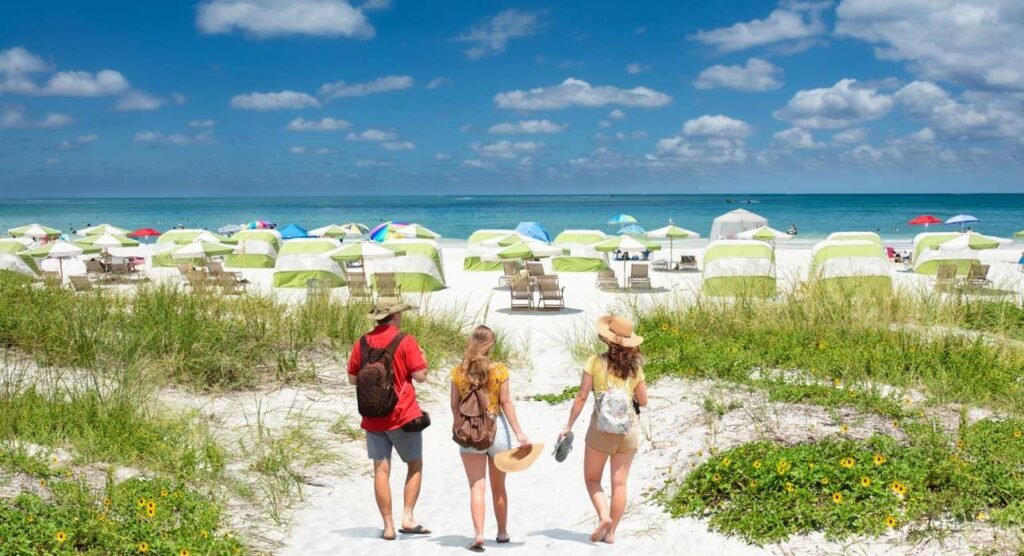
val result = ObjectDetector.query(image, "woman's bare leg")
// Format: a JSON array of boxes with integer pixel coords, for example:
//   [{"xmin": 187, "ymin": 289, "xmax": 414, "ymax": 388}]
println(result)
[
  {"xmin": 460, "ymin": 453, "xmax": 488, "ymax": 548},
  {"xmin": 604, "ymin": 450, "xmax": 635, "ymax": 544},
  {"xmin": 583, "ymin": 445, "xmax": 612, "ymax": 542},
  {"xmin": 488, "ymin": 457, "xmax": 509, "ymax": 541}
]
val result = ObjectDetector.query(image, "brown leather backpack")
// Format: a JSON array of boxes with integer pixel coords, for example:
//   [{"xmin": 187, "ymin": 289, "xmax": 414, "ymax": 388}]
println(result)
[
  {"xmin": 452, "ymin": 385, "xmax": 496, "ymax": 450},
  {"xmin": 355, "ymin": 333, "xmax": 405, "ymax": 418}
]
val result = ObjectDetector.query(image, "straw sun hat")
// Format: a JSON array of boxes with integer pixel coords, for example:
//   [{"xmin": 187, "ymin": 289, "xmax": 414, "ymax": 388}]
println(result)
[
  {"xmin": 369, "ymin": 298, "xmax": 417, "ymax": 321},
  {"xmin": 493, "ymin": 443, "xmax": 545, "ymax": 473},
  {"xmin": 596, "ymin": 315, "xmax": 644, "ymax": 348}
]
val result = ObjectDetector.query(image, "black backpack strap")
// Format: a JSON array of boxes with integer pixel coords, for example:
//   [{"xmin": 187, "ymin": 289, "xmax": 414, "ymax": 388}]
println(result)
[{"xmin": 383, "ymin": 333, "xmax": 406, "ymax": 358}]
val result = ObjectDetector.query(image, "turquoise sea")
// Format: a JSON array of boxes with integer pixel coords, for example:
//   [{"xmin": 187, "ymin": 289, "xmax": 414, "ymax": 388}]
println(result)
[{"xmin": 1, "ymin": 195, "xmax": 1021, "ymax": 241}]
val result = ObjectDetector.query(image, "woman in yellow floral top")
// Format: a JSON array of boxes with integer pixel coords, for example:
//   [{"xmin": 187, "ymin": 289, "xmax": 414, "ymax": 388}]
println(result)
[{"xmin": 450, "ymin": 325, "xmax": 531, "ymax": 551}]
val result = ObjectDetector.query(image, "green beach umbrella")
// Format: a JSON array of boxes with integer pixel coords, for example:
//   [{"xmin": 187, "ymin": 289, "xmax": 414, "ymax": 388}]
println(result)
[
  {"xmin": 171, "ymin": 240, "xmax": 235, "ymax": 260},
  {"xmin": 9, "ymin": 223, "xmax": 61, "ymax": 239},
  {"xmin": 594, "ymin": 235, "xmax": 661, "ymax": 288},
  {"xmin": 496, "ymin": 241, "xmax": 564, "ymax": 260},
  {"xmin": 340, "ymin": 223, "xmax": 370, "ymax": 236},
  {"xmin": 395, "ymin": 223, "xmax": 441, "ymax": 240},
  {"xmin": 24, "ymin": 240, "xmax": 91, "ymax": 279},
  {"xmin": 328, "ymin": 241, "xmax": 405, "ymax": 262},
  {"xmin": 937, "ymin": 232, "xmax": 1011, "ymax": 251},
  {"xmin": 481, "ymin": 233, "xmax": 533, "ymax": 248},
  {"xmin": 1014, "ymin": 230, "xmax": 1024, "ymax": 238},
  {"xmin": 0, "ymin": 238, "xmax": 33, "ymax": 254},
  {"xmin": 158, "ymin": 229, "xmax": 236, "ymax": 245},
  {"xmin": 647, "ymin": 224, "xmax": 700, "ymax": 266},
  {"xmin": 737, "ymin": 226, "xmax": 792, "ymax": 242},
  {"xmin": 77, "ymin": 223, "xmax": 129, "ymax": 236},
  {"xmin": 75, "ymin": 233, "xmax": 139, "ymax": 249},
  {"xmin": 309, "ymin": 224, "xmax": 351, "ymax": 238}
]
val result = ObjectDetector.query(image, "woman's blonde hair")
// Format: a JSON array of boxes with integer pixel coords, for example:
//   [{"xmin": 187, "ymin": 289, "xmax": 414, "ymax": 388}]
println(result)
[{"xmin": 460, "ymin": 325, "xmax": 496, "ymax": 388}]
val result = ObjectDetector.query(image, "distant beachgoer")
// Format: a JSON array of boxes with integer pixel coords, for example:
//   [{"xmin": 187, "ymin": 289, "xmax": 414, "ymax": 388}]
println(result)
[
  {"xmin": 1018, "ymin": 252, "xmax": 1024, "ymax": 273},
  {"xmin": 559, "ymin": 315, "xmax": 648, "ymax": 544},
  {"xmin": 787, "ymin": 224, "xmax": 797, "ymax": 236},
  {"xmin": 348, "ymin": 299, "xmax": 431, "ymax": 541},
  {"xmin": 450, "ymin": 325, "xmax": 531, "ymax": 552}
]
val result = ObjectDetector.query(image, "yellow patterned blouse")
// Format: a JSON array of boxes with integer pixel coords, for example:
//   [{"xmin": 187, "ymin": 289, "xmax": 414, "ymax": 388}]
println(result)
[{"xmin": 450, "ymin": 363, "xmax": 510, "ymax": 415}]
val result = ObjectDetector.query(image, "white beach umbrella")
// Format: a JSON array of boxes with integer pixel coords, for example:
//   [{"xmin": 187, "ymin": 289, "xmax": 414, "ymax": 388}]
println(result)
[
  {"xmin": 937, "ymin": 232, "xmax": 1012, "ymax": 251},
  {"xmin": 77, "ymin": 223, "xmax": 129, "ymax": 236},
  {"xmin": 647, "ymin": 224, "xmax": 700, "ymax": 265},
  {"xmin": 24, "ymin": 240, "xmax": 84, "ymax": 279},
  {"xmin": 9, "ymin": 223, "xmax": 61, "ymax": 239},
  {"xmin": 171, "ymin": 240, "xmax": 235, "ymax": 260},
  {"xmin": 75, "ymin": 233, "xmax": 140, "ymax": 249},
  {"xmin": 737, "ymin": 226, "xmax": 792, "ymax": 242}
]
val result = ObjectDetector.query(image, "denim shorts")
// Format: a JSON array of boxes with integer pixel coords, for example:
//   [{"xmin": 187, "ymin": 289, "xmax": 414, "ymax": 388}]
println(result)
[
  {"xmin": 366, "ymin": 428, "xmax": 423, "ymax": 462},
  {"xmin": 459, "ymin": 413, "xmax": 512, "ymax": 457}
]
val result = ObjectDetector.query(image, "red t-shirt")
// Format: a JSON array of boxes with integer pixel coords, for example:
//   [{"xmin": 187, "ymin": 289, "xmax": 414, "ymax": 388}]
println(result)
[{"xmin": 348, "ymin": 325, "xmax": 428, "ymax": 433}]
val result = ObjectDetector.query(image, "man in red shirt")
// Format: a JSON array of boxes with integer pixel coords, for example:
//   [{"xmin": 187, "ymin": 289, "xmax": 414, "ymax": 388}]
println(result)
[{"xmin": 348, "ymin": 299, "xmax": 430, "ymax": 540}]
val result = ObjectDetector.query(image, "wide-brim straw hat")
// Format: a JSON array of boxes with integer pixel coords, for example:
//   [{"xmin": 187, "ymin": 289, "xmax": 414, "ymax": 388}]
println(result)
[
  {"xmin": 493, "ymin": 443, "xmax": 545, "ymax": 473},
  {"xmin": 369, "ymin": 298, "xmax": 417, "ymax": 321},
  {"xmin": 596, "ymin": 315, "xmax": 644, "ymax": 348}
]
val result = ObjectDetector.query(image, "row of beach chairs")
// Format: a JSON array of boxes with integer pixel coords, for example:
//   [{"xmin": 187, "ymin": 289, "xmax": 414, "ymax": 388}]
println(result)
[
  {"xmin": 597, "ymin": 264, "xmax": 652, "ymax": 291},
  {"xmin": 178, "ymin": 262, "xmax": 249, "ymax": 294},
  {"xmin": 935, "ymin": 264, "xmax": 991, "ymax": 290},
  {"xmin": 344, "ymin": 271, "xmax": 401, "ymax": 301}
]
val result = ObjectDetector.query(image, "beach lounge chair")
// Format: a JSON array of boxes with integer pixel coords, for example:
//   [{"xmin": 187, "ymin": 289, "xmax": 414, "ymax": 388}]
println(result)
[
  {"xmin": 537, "ymin": 275, "xmax": 565, "ymax": 311},
  {"xmin": 347, "ymin": 271, "xmax": 373, "ymax": 301},
  {"xmin": 966, "ymin": 264, "xmax": 991, "ymax": 288},
  {"xmin": 185, "ymin": 269, "xmax": 208, "ymax": 292},
  {"xmin": 651, "ymin": 259, "xmax": 668, "ymax": 272},
  {"xmin": 85, "ymin": 259, "xmax": 106, "ymax": 274},
  {"xmin": 499, "ymin": 261, "xmax": 521, "ymax": 288},
  {"xmin": 375, "ymin": 272, "xmax": 402, "ymax": 298},
  {"xmin": 596, "ymin": 269, "xmax": 618, "ymax": 290},
  {"xmin": 935, "ymin": 264, "xmax": 958, "ymax": 290},
  {"xmin": 208, "ymin": 261, "xmax": 248, "ymax": 283},
  {"xmin": 109, "ymin": 261, "xmax": 138, "ymax": 281},
  {"xmin": 678, "ymin": 255, "xmax": 698, "ymax": 271},
  {"xmin": 628, "ymin": 264, "xmax": 652, "ymax": 290},
  {"xmin": 526, "ymin": 261, "xmax": 545, "ymax": 278},
  {"xmin": 509, "ymin": 275, "xmax": 534, "ymax": 311},
  {"xmin": 69, "ymin": 275, "xmax": 94, "ymax": 292},
  {"xmin": 41, "ymin": 271, "xmax": 62, "ymax": 288},
  {"xmin": 219, "ymin": 273, "xmax": 247, "ymax": 295}
]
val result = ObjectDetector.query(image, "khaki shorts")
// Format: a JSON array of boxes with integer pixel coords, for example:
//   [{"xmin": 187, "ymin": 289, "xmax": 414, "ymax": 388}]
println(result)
[{"xmin": 585, "ymin": 416, "xmax": 639, "ymax": 455}]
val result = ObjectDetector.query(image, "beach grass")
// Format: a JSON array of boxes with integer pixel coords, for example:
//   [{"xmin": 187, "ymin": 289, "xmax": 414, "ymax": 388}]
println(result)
[{"xmin": 661, "ymin": 418, "xmax": 1024, "ymax": 543}]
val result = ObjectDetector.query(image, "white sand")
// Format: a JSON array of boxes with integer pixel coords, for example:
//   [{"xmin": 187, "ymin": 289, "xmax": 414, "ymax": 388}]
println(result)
[{"xmin": 151, "ymin": 242, "xmax": 1023, "ymax": 555}]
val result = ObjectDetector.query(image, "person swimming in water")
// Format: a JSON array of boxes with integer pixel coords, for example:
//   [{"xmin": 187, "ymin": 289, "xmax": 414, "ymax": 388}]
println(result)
[{"xmin": 787, "ymin": 224, "xmax": 797, "ymax": 236}]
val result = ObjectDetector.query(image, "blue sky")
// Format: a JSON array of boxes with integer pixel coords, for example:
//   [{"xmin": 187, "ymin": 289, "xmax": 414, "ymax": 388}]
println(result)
[{"xmin": 1, "ymin": 0, "xmax": 1022, "ymax": 196}]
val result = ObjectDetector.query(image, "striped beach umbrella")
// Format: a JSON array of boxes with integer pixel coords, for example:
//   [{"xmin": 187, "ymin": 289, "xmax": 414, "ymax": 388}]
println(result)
[
  {"xmin": 594, "ymin": 235, "xmax": 661, "ymax": 288},
  {"xmin": 77, "ymin": 223, "xmax": 129, "ymax": 236},
  {"xmin": 24, "ymin": 240, "xmax": 90, "ymax": 279},
  {"xmin": 329, "ymin": 241, "xmax": 405, "ymax": 262},
  {"xmin": 607, "ymin": 214, "xmax": 638, "ymax": 226},
  {"xmin": 369, "ymin": 222, "xmax": 440, "ymax": 242},
  {"xmin": 937, "ymin": 232, "xmax": 1011, "ymax": 251},
  {"xmin": 9, "ymin": 223, "xmax": 61, "ymax": 239},
  {"xmin": 738, "ymin": 226, "xmax": 792, "ymax": 242},
  {"xmin": 171, "ymin": 240, "xmax": 235, "ymax": 260},
  {"xmin": 75, "ymin": 233, "xmax": 139, "ymax": 249},
  {"xmin": 647, "ymin": 224, "xmax": 699, "ymax": 265},
  {"xmin": 496, "ymin": 241, "xmax": 564, "ymax": 260}
]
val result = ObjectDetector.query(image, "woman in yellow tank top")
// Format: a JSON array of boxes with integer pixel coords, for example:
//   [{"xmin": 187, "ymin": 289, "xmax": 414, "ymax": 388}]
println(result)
[{"xmin": 450, "ymin": 325, "xmax": 531, "ymax": 552}]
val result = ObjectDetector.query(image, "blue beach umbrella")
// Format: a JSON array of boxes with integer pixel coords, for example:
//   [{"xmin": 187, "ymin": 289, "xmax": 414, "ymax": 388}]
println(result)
[
  {"xmin": 279, "ymin": 224, "xmax": 309, "ymax": 239},
  {"xmin": 608, "ymin": 214, "xmax": 638, "ymax": 226},
  {"xmin": 618, "ymin": 224, "xmax": 646, "ymax": 236},
  {"xmin": 945, "ymin": 214, "xmax": 979, "ymax": 231},
  {"xmin": 514, "ymin": 221, "xmax": 551, "ymax": 243}
]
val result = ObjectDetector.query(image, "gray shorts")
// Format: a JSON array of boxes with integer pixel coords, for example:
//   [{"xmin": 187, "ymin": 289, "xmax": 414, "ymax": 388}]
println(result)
[
  {"xmin": 366, "ymin": 428, "xmax": 423, "ymax": 462},
  {"xmin": 459, "ymin": 413, "xmax": 512, "ymax": 457}
]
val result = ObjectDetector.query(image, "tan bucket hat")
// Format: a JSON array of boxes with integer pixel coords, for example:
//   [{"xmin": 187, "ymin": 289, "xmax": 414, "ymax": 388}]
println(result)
[
  {"xmin": 493, "ymin": 443, "xmax": 545, "ymax": 473},
  {"xmin": 596, "ymin": 315, "xmax": 644, "ymax": 348},
  {"xmin": 369, "ymin": 298, "xmax": 417, "ymax": 321}
]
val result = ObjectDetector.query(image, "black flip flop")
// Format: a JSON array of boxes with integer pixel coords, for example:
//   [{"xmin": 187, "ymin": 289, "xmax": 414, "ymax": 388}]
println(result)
[
  {"xmin": 553, "ymin": 431, "xmax": 574, "ymax": 462},
  {"xmin": 399, "ymin": 525, "xmax": 432, "ymax": 535},
  {"xmin": 496, "ymin": 535, "xmax": 510, "ymax": 544},
  {"xmin": 381, "ymin": 532, "xmax": 396, "ymax": 541},
  {"xmin": 468, "ymin": 542, "xmax": 486, "ymax": 552}
]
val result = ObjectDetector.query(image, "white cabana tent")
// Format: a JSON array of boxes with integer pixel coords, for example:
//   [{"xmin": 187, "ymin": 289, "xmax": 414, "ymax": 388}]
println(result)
[
  {"xmin": 272, "ymin": 238, "xmax": 345, "ymax": 288},
  {"xmin": 709, "ymin": 209, "xmax": 768, "ymax": 240},
  {"xmin": 809, "ymin": 240, "xmax": 892, "ymax": 295},
  {"xmin": 701, "ymin": 240, "xmax": 776, "ymax": 297}
]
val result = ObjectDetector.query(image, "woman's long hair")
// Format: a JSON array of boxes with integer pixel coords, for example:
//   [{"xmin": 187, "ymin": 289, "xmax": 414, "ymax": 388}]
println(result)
[
  {"xmin": 460, "ymin": 325, "xmax": 496, "ymax": 389},
  {"xmin": 603, "ymin": 341, "xmax": 642, "ymax": 380}
]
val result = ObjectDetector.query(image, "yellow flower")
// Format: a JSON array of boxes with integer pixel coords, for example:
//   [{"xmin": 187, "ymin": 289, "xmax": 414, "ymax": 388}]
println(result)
[
  {"xmin": 39, "ymin": 479, "xmax": 46, "ymax": 487},
  {"xmin": 976, "ymin": 511, "xmax": 988, "ymax": 521},
  {"xmin": 721, "ymin": 457, "xmax": 732, "ymax": 467},
  {"xmin": 161, "ymin": 489, "xmax": 169, "ymax": 497},
  {"xmin": 847, "ymin": 389, "xmax": 856, "ymax": 397},
  {"xmin": 137, "ymin": 497, "xmax": 147, "ymax": 507},
  {"xmin": 51, "ymin": 456, "xmax": 59, "ymax": 464},
  {"xmin": 748, "ymin": 480, "xmax": 758, "ymax": 489},
  {"xmin": 839, "ymin": 424, "xmax": 849, "ymax": 434},
  {"xmin": 832, "ymin": 492, "xmax": 843, "ymax": 504},
  {"xmin": 820, "ymin": 477, "xmax": 830, "ymax": 485},
  {"xmin": 891, "ymin": 482, "xmax": 907, "ymax": 495},
  {"xmin": 776, "ymin": 460, "xmax": 791, "ymax": 475},
  {"xmin": 55, "ymin": 531, "xmax": 67, "ymax": 543},
  {"xmin": 712, "ymin": 474, "xmax": 721, "ymax": 482},
  {"xmin": 840, "ymin": 457, "xmax": 856, "ymax": 469},
  {"xmin": 26, "ymin": 515, "xmax": 34, "ymax": 523},
  {"xmin": 103, "ymin": 497, "xmax": 111, "ymax": 507},
  {"xmin": 200, "ymin": 530, "xmax": 209, "ymax": 539},
  {"xmin": 885, "ymin": 516, "xmax": 898, "ymax": 528},
  {"xmin": 956, "ymin": 438, "xmax": 964, "ymax": 449},
  {"xmin": 146, "ymin": 507, "xmax": 156, "ymax": 518},
  {"xmin": 671, "ymin": 327, "xmax": 680, "ymax": 334},
  {"xmin": 892, "ymin": 420, "xmax": 900, "ymax": 428},
  {"xmin": 752, "ymin": 460, "xmax": 762, "ymax": 469},
  {"xmin": 785, "ymin": 482, "xmax": 795, "ymax": 493},
  {"xmin": 833, "ymin": 378, "xmax": 841, "ymax": 386},
  {"xmin": 138, "ymin": 542, "xmax": 150, "ymax": 553},
  {"xmin": 1014, "ymin": 430, "xmax": 1022, "ymax": 439},
  {"xmin": 860, "ymin": 476, "xmax": 872, "ymax": 487},
  {"xmin": 660, "ymin": 324, "xmax": 669, "ymax": 331},
  {"xmin": 180, "ymin": 550, "xmax": 190, "ymax": 556},
  {"xmin": 873, "ymin": 453, "xmax": 886, "ymax": 466},
  {"xmin": 818, "ymin": 340, "xmax": 828, "ymax": 350},
  {"xmin": 146, "ymin": 501, "xmax": 156, "ymax": 511}
]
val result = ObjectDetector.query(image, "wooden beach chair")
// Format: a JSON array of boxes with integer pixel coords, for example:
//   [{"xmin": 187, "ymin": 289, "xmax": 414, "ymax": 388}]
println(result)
[
  {"xmin": 499, "ymin": 261, "xmax": 521, "ymax": 288},
  {"xmin": 207, "ymin": 261, "xmax": 248, "ymax": 283},
  {"xmin": 219, "ymin": 273, "xmax": 247, "ymax": 295},
  {"xmin": 537, "ymin": 275, "xmax": 565, "ymax": 311},
  {"xmin": 69, "ymin": 275, "xmax": 94, "ymax": 292},
  {"xmin": 678, "ymin": 255, "xmax": 698, "ymax": 271},
  {"xmin": 966, "ymin": 264, "xmax": 991, "ymax": 288},
  {"xmin": 185, "ymin": 269, "xmax": 208, "ymax": 292},
  {"xmin": 375, "ymin": 273, "xmax": 402, "ymax": 298},
  {"xmin": 509, "ymin": 275, "xmax": 534, "ymax": 311},
  {"xmin": 628, "ymin": 264, "xmax": 652, "ymax": 290},
  {"xmin": 346, "ymin": 271, "xmax": 373, "ymax": 301},
  {"xmin": 596, "ymin": 269, "xmax": 618, "ymax": 291},
  {"xmin": 934, "ymin": 264, "xmax": 958, "ymax": 290},
  {"xmin": 41, "ymin": 271, "xmax": 62, "ymax": 288},
  {"xmin": 526, "ymin": 261, "xmax": 545, "ymax": 278}
]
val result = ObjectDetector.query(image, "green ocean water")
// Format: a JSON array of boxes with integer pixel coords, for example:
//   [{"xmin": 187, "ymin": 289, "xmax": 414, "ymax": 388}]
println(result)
[{"xmin": 1, "ymin": 195, "xmax": 1021, "ymax": 240}]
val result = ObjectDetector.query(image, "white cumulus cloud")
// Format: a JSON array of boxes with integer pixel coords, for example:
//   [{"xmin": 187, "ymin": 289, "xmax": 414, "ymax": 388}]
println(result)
[
  {"xmin": 40, "ymin": 70, "xmax": 130, "ymax": 96},
  {"xmin": 773, "ymin": 78, "xmax": 893, "ymax": 129},
  {"xmin": 472, "ymin": 140, "xmax": 543, "ymax": 159},
  {"xmin": 286, "ymin": 117, "xmax": 352, "ymax": 131},
  {"xmin": 626, "ymin": 63, "xmax": 652, "ymax": 75},
  {"xmin": 453, "ymin": 9, "xmax": 544, "ymax": 60},
  {"xmin": 196, "ymin": 0, "xmax": 374, "ymax": 39},
  {"xmin": 426, "ymin": 77, "xmax": 451, "ymax": 90},
  {"xmin": 682, "ymin": 115, "xmax": 754, "ymax": 138},
  {"xmin": 494, "ymin": 78, "xmax": 672, "ymax": 110},
  {"xmin": 116, "ymin": 90, "xmax": 165, "ymax": 111},
  {"xmin": 609, "ymin": 109, "xmax": 626, "ymax": 120},
  {"xmin": 487, "ymin": 119, "xmax": 567, "ymax": 134},
  {"xmin": 694, "ymin": 58, "xmax": 783, "ymax": 92},
  {"xmin": 894, "ymin": 80, "xmax": 1024, "ymax": 139},
  {"xmin": 318, "ymin": 75, "xmax": 413, "ymax": 100},
  {"xmin": 188, "ymin": 119, "xmax": 217, "ymax": 128},
  {"xmin": 0, "ymin": 106, "xmax": 73, "ymax": 129},
  {"xmin": 134, "ymin": 130, "xmax": 215, "ymax": 145},
  {"xmin": 381, "ymin": 141, "xmax": 415, "ymax": 151},
  {"xmin": 832, "ymin": 127, "xmax": 867, "ymax": 144},
  {"xmin": 773, "ymin": 127, "xmax": 825, "ymax": 149},
  {"xmin": 689, "ymin": 1, "xmax": 829, "ymax": 53},
  {"xmin": 346, "ymin": 129, "xmax": 397, "ymax": 141},
  {"xmin": 230, "ymin": 91, "xmax": 321, "ymax": 110},
  {"xmin": 58, "ymin": 134, "xmax": 98, "ymax": 151}
]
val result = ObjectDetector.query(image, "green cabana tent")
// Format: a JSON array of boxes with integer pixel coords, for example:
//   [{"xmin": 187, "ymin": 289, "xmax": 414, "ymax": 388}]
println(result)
[
  {"xmin": 226, "ymin": 229, "xmax": 282, "ymax": 268},
  {"xmin": 809, "ymin": 240, "xmax": 892, "ymax": 296},
  {"xmin": 552, "ymin": 229, "xmax": 610, "ymax": 272},
  {"xmin": 701, "ymin": 240, "xmax": 776, "ymax": 297},
  {"xmin": 377, "ymin": 239, "xmax": 446, "ymax": 292},
  {"xmin": 826, "ymin": 231, "xmax": 882, "ymax": 245},
  {"xmin": 272, "ymin": 238, "xmax": 346, "ymax": 288}
]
